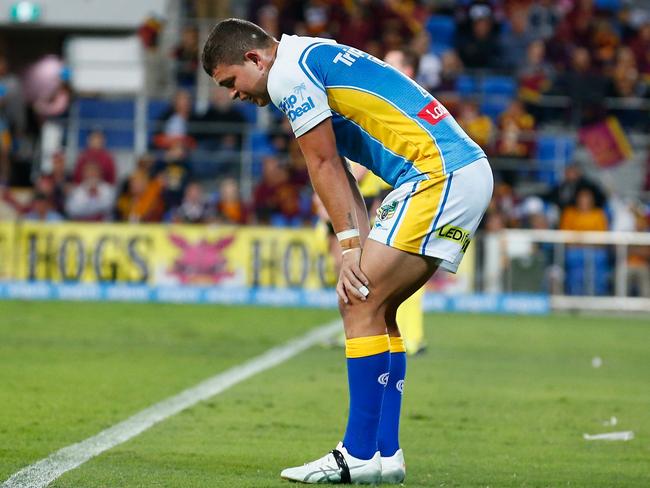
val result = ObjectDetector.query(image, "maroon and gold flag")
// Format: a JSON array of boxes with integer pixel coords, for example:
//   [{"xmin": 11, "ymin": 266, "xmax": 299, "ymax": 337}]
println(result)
[{"xmin": 578, "ymin": 116, "xmax": 633, "ymax": 168}]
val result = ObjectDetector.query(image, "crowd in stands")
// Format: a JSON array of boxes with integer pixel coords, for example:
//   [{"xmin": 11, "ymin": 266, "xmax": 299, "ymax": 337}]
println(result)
[{"xmin": 1, "ymin": 0, "xmax": 649, "ymax": 294}]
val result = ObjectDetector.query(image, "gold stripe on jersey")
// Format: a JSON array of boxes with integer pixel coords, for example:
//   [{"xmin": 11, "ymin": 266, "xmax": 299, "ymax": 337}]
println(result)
[
  {"xmin": 327, "ymin": 88, "xmax": 443, "ymax": 176},
  {"xmin": 394, "ymin": 175, "xmax": 448, "ymax": 251}
]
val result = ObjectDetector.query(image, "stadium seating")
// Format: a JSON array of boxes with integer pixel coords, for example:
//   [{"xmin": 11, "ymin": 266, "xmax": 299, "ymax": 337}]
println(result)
[
  {"xmin": 565, "ymin": 247, "xmax": 610, "ymax": 295},
  {"xmin": 77, "ymin": 98, "xmax": 135, "ymax": 149},
  {"xmin": 455, "ymin": 74, "xmax": 477, "ymax": 96},
  {"xmin": 480, "ymin": 76, "xmax": 517, "ymax": 98},
  {"xmin": 535, "ymin": 135, "xmax": 576, "ymax": 185},
  {"xmin": 425, "ymin": 15, "xmax": 456, "ymax": 54}
]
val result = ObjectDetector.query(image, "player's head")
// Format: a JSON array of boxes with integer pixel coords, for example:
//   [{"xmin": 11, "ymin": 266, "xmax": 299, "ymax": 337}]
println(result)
[{"xmin": 201, "ymin": 18, "xmax": 277, "ymax": 106}]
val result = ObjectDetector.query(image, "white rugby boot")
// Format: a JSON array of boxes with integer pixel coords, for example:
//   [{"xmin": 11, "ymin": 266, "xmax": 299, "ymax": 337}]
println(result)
[
  {"xmin": 380, "ymin": 449, "xmax": 405, "ymax": 484},
  {"xmin": 280, "ymin": 442, "xmax": 381, "ymax": 484}
]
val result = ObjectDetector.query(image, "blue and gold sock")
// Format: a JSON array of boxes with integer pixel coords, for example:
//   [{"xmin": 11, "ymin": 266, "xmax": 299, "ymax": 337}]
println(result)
[
  {"xmin": 378, "ymin": 335, "xmax": 406, "ymax": 457},
  {"xmin": 342, "ymin": 334, "xmax": 390, "ymax": 460}
]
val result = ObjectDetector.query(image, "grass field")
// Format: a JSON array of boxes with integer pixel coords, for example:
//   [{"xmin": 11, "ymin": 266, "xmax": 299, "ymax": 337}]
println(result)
[{"xmin": 1, "ymin": 301, "xmax": 649, "ymax": 487}]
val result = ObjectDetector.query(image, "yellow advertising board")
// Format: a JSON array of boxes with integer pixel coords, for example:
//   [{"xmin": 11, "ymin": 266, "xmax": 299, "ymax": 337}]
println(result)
[
  {"xmin": 1, "ymin": 221, "xmax": 476, "ymax": 293},
  {"xmin": 0, "ymin": 221, "xmax": 15, "ymax": 280},
  {"xmin": 9, "ymin": 222, "xmax": 339, "ymax": 288}
]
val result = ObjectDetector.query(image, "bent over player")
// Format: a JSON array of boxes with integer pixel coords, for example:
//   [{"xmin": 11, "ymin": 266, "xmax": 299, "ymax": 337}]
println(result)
[{"xmin": 202, "ymin": 19, "xmax": 493, "ymax": 484}]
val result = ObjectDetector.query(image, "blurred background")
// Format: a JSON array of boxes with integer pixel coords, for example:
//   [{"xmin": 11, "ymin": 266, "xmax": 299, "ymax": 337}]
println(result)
[{"xmin": 0, "ymin": 0, "xmax": 649, "ymax": 313}]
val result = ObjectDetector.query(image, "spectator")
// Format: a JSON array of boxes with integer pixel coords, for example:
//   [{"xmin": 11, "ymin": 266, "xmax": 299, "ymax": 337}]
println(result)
[
  {"xmin": 115, "ymin": 169, "xmax": 164, "ymax": 222},
  {"xmin": 559, "ymin": 187, "xmax": 610, "ymax": 295},
  {"xmin": 32, "ymin": 171, "xmax": 67, "ymax": 218},
  {"xmin": 563, "ymin": 0, "xmax": 597, "ymax": 49},
  {"xmin": 216, "ymin": 177, "xmax": 247, "ymax": 224},
  {"xmin": 590, "ymin": 19, "xmax": 620, "ymax": 71},
  {"xmin": 65, "ymin": 162, "xmax": 115, "ymax": 221},
  {"xmin": 491, "ymin": 181, "xmax": 520, "ymax": 228},
  {"xmin": 455, "ymin": 3, "xmax": 501, "ymax": 69},
  {"xmin": 517, "ymin": 40, "xmax": 554, "ymax": 121},
  {"xmin": 410, "ymin": 30, "xmax": 441, "ymax": 93},
  {"xmin": 173, "ymin": 25, "xmax": 199, "ymax": 89},
  {"xmin": 627, "ymin": 206, "xmax": 650, "ymax": 297},
  {"xmin": 545, "ymin": 164, "xmax": 607, "ymax": 211},
  {"xmin": 72, "ymin": 129, "xmax": 116, "ymax": 184},
  {"xmin": 336, "ymin": 2, "xmax": 377, "ymax": 52},
  {"xmin": 551, "ymin": 47, "xmax": 607, "ymax": 125},
  {"xmin": 559, "ymin": 187, "xmax": 608, "ymax": 232},
  {"xmin": 172, "ymin": 182, "xmax": 214, "ymax": 223},
  {"xmin": 499, "ymin": 6, "xmax": 537, "ymax": 72},
  {"xmin": 47, "ymin": 151, "xmax": 72, "ymax": 214},
  {"xmin": 151, "ymin": 141, "xmax": 192, "ymax": 213},
  {"xmin": 383, "ymin": 48, "xmax": 419, "ymax": 81},
  {"xmin": 153, "ymin": 89, "xmax": 198, "ymax": 149},
  {"xmin": 606, "ymin": 47, "xmax": 648, "ymax": 126},
  {"xmin": 456, "ymin": 101, "xmax": 494, "ymax": 150},
  {"xmin": 0, "ymin": 53, "xmax": 26, "ymax": 137},
  {"xmin": 630, "ymin": 21, "xmax": 650, "ymax": 72},
  {"xmin": 495, "ymin": 100, "xmax": 536, "ymax": 158},
  {"xmin": 24, "ymin": 192, "xmax": 63, "ymax": 222},
  {"xmin": 253, "ymin": 155, "xmax": 300, "ymax": 224},
  {"xmin": 434, "ymin": 50, "xmax": 464, "ymax": 96},
  {"xmin": 257, "ymin": 4, "xmax": 281, "ymax": 39},
  {"xmin": 0, "ymin": 88, "xmax": 10, "ymax": 185},
  {"xmin": 528, "ymin": 0, "xmax": 561, "ymax": 41},
  {"xmin": 195, "ymin": 87, "xmax": 246, "ymax": 150}
]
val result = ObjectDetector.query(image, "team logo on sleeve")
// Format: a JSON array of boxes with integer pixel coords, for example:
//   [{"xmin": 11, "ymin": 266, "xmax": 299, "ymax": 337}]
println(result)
[
  {"xmin": 278, "ymin": 83, "xmax": 315, "ymax": 122},
  {"xmin": 417, "ymin": 99, "xmax": 450, "ymax": 125}
]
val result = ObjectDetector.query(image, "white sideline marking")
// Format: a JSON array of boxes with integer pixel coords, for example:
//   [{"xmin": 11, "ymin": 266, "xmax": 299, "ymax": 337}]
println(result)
[{"xmin": 2, "ymin": 319, "xmax": 341, "ymax": 488}]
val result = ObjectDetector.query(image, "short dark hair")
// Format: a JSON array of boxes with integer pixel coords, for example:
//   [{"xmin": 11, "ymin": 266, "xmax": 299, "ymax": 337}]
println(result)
[
  {"xmin": 201, "ymin": 18, "xmax": 274, "ymax": 76},
  {"xmin": 400, "ymin": 48, "xmax": 420, "ymax": 75}
]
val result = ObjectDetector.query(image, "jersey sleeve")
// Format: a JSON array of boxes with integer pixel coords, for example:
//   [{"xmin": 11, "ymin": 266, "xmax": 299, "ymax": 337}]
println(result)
[{"xmin": 268, "ymin": 53, "xmax": 331, "ymax": 137}]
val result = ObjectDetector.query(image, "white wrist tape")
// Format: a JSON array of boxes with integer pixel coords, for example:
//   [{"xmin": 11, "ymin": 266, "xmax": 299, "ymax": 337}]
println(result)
[
  {"xmin": 341, "ymin": 248, "xmax": 358, "ymax": 255},
  {"xmin": 336, "ymin": 229, "xmax": 360, "ymax": 241}
]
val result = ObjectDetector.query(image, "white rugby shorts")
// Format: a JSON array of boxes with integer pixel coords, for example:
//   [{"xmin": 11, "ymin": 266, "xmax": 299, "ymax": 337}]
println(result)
[{"xmin": 368, "ymin": 157, "xmax": 493, "ymax": 273}]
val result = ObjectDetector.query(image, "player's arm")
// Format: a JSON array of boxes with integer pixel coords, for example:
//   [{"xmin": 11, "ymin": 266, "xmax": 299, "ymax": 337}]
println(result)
[
  {"xmin": 297, "ymin": 118, "xmax": 370, "ymax": 303},
  {"xmin": 344, "ymin": 162, "xmax": 371, "ymax": 245}
]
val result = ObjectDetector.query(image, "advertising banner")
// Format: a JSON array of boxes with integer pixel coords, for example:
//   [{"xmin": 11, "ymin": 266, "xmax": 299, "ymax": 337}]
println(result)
[{"xmin": 8, "ymin": 222, "xmax": 339, "ymax": 289}]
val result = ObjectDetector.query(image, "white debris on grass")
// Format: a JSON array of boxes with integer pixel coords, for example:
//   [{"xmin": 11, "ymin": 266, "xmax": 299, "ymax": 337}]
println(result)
[{"xmin": 583, "ymin": 431, "xmax": 634, "ymax": 441}]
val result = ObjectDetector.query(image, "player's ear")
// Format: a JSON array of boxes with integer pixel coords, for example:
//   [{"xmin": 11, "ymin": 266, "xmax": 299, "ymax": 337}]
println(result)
[{"xmin": 245, "ymin": 51, "xmax": 262, "ymax": 69}]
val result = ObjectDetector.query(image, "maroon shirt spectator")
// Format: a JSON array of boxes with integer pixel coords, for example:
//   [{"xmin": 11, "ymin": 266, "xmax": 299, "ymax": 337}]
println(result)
[
  {"xmin": 630, "ymin": 22, "xmax": 650, "ymax": 75},
  {"xmin": 73, "ymin": 129, "xmax": 116, "ymax": 184},
  {"xmin": 253, "ymin": 155, "xmax": 300, "ymax": 224}
]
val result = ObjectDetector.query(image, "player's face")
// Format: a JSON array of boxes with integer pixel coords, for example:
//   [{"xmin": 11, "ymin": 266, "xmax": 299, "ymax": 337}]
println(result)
[{"xmin": 212, "ymin": 57, "xmax": 271, "ymax": 107}]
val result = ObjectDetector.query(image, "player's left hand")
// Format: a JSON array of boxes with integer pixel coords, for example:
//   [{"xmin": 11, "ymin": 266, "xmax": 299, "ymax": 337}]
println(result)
[{"xmin": 337, "ymin": 248, "xmax": 370, "ymax": 304}]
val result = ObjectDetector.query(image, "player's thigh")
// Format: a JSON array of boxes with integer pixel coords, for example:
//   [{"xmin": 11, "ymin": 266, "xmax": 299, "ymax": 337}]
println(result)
[{"xmin": 339, "ymin": 239, "xmax": 438, "ymax": 336}]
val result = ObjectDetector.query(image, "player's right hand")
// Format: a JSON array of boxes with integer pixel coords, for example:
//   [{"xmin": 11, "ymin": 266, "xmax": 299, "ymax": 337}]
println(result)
[{"xmin": 337, "ymin": 248, "xmax": 370, "ymax": 304}]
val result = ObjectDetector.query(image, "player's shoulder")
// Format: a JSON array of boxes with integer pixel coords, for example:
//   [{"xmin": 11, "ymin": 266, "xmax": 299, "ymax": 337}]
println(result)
[{"xmin": 268, "ymin": 35, "xmax": 336, "ymax": 97}]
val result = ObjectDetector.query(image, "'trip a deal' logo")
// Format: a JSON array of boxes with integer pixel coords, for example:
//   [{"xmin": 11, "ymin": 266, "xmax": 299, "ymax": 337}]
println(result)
[{"xmin": 279, "ymin": 83, "xmax": 315, "ymax": 122}]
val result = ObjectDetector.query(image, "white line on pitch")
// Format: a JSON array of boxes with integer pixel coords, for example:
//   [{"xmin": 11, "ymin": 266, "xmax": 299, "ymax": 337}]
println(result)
[{"xmin": 2, "ymin": 319, "xmax": 342, "ymax": 488}]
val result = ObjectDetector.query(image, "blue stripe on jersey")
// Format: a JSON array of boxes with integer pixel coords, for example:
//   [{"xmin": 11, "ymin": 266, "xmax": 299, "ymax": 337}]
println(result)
[
  {"xmin": 387, "ymin": 182, "xmax": 419, "ymax": 246},
  {"xmin": 420, "ymin": 173, "xmax": 453, "ymax": 253},
  {"xmin": 331, "ymin": 114, "xmax": 424, "ymax": 188},
  {"xmin": 298, "ymin": 42, "xmax": 329, "ymax": 93},
  {"xmin": 302, "ymin": 43, "xmax": 485, "ymax": 177}
]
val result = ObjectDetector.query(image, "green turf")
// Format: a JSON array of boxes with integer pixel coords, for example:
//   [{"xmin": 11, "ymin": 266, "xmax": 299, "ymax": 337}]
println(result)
[{"xmin": 1, "ymin": 302, "xmax": 649, "ymax": 487}]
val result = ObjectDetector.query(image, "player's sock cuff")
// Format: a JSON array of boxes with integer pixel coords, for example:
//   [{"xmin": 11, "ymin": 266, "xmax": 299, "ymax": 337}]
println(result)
[
  {"xmin": 346, "ymin": 334, "xmax": 390, "ymax": 358},
  {"xmin": 388, "ymin": 336, "xmax": 406, "ymax": 353}
]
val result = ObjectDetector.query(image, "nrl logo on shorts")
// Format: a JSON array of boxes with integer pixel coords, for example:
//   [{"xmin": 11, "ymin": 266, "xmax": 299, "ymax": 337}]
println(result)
[
  {"xmin": 436, "ymin": 224, "xmax": 471, "ymax": 253},
  {"xmin": 376, "ymin": 201, "xmax": 398, "ymax": 221}
]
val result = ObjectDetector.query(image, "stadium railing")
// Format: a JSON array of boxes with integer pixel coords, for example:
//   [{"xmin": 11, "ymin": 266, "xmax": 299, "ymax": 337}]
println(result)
[{"xmin": 483, "ymin": 229, "xmax": 650, "ymax": 312}]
